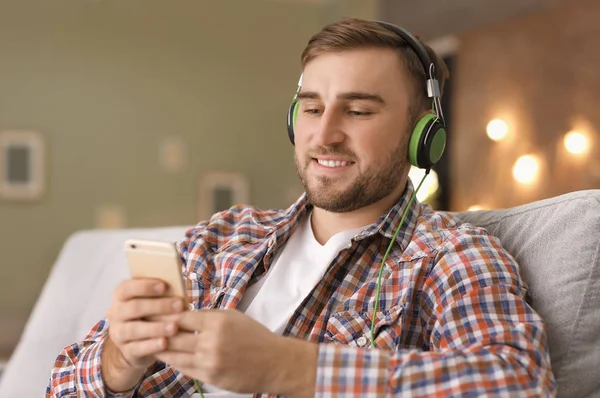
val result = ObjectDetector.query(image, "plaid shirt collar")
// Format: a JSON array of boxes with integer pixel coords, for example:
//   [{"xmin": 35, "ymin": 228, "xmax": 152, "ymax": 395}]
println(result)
[{"xmin": 251, "ymin": 178, "xmax": 420, "ymax": 252}]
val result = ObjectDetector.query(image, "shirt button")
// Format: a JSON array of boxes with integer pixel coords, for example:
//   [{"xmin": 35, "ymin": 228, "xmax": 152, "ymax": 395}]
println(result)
[
  {"xmin": 357, "ymin": 336, "xmax": 368, "ymax": 347},
  {"xmin": 188, "ymin": 303, "xmax": 195, "ymax": 311}
]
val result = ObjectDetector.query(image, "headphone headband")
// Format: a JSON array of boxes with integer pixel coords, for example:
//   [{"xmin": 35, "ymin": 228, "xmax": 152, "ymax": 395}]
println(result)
[{"xmin": 375, "ymin": 21, "xmax": 440, "ymax": 99}]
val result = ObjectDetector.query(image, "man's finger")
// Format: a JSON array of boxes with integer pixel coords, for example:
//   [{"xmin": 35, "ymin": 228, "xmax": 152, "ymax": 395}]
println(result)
[
  {"xmin": 167, "ymin": 331, "xmax": 197, "ymax": 353},
  {"xmin": 146, "ymin": 313, "xmax": 182, "ymax": 323},
  {"xmin": 115, "ymin": 279, "xmax": 165, "ymax": 301},
  {"xmin": 111, "ymin": 321, "xmax": 177, "ymax": 344},
  {"xmin": 155, "ymin": 350, "xmax": 196, "ymax": 369},
  {"xmin": 117, "ymin": 297, "xmax": 184, "ymax": 321},
  {"xmin": 176, "ymin": 309, "xmax": 211, "ymax": 332},
  {"xmin": 122, "ymin": 337, "xmax": 166, "ymax": 359}
]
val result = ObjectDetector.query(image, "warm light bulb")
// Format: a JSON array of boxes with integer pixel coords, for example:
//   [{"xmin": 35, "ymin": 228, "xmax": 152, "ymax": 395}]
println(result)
[
  {"xmin": 467, "ymin": 205, "xmax": 485, "ymax": 211},
  {"xmin": 512, "ymin": 155, "xmax": 539, "ymax": 184},
  {"xmin": 486, "ymin": 119, "xmax": 508, "ymax": 141},
  {"xmin": 409, "ymin": 166, "xmax": 439, "ymax": 202},
  {"xmin": 564, "ymin": 131, "xmax": 588, "ymax": 155}
]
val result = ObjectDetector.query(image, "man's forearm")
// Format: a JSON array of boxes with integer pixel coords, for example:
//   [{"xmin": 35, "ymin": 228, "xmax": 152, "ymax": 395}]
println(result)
[
  {"xmin": 101, "ymin": 338, "xmax": 147, "ymax": 393},
  {"xmin": 273, "ymin": 337, "xmax": 318, "ymax": 398}
]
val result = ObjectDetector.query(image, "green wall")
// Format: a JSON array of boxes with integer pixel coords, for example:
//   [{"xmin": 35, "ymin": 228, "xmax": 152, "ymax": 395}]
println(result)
[{"xmin": 0, "ymin": 0, "xmax": 378, "ymax": 357}]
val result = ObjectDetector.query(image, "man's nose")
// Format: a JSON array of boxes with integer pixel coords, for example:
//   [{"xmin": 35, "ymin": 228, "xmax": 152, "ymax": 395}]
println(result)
[{"xmin": 312, "ymin": 110, "xmax": 345, "ymax": 147}]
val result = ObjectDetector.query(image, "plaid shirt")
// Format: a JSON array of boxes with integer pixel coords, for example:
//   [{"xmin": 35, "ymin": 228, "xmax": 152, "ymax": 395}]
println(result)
[{"xmin": 47, "ymin": 180, "xmax": 557, "ymax": 397}]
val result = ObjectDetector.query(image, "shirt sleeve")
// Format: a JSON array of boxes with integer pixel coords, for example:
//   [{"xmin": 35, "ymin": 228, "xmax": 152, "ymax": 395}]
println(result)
[
  {"xmin": 46, "ymin": 319, "xmax": 120, "ymax": 397},
  {"xmin": 315, "ymin": 229, "xmax": 557, "ymax": 397}
]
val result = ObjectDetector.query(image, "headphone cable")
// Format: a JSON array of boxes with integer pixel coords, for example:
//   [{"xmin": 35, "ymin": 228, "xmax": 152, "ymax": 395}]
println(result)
[{"xmin": 370, "ymin": 169, "xmax": 430, "ymax": 348}]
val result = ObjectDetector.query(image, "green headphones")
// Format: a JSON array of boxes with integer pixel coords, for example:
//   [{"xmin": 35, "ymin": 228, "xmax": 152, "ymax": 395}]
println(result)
[{"xmin": 286, "ymin": 21, "xmax": 447, "ymax": 170}]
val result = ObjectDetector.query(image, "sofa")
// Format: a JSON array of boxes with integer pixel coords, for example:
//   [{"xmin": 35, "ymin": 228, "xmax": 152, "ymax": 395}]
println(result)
[{"xmin": 0, "ymin": 189, "xmax": 598, "ymax": 397}]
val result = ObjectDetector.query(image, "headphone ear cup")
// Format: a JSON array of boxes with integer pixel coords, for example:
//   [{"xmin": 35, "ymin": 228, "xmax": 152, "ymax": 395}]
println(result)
[
  {"xmin": 287, "ymin": 101, "xmax": 299, "ymax": 145},
  {"xmin": 426, "ymin": 123, "xmax": 446, "ymax": 166},
  {"xmin": 408, "ymin": 114, "xmax": 447, "ymax": 169}
]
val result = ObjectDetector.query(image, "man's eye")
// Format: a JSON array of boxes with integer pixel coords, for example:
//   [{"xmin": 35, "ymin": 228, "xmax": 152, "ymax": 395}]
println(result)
[
  {"xmin": 348, "ymin": 110, "xmax": 372, "ymax": 117},
  {"xmin": 304, "ymin": 109, "xmax": 322, "ymax": 115}
]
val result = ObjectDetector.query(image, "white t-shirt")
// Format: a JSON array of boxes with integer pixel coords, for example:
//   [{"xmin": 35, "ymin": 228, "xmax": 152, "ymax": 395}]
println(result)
[{"xmin": 195, "ymin": 212, "xmax": 365, "ymax": 397}]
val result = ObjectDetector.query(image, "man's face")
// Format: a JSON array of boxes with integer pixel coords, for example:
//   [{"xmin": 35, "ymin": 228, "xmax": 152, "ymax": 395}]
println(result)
[{"xmin": 294, "ymin": 48, "xmax": 413, "ymax": 213}]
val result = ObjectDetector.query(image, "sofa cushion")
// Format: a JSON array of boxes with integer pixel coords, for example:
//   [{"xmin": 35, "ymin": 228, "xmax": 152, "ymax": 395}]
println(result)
[
  {"xmin": 454, "ymin": 189, "xmax": 600, "ymax": 398},
  {"xmin": 0, "ymin": 226, "xmax": 190, "ymax": 397}
]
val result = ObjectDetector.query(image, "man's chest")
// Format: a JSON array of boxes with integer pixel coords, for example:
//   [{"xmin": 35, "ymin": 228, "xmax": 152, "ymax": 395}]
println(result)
[{"xmin": 184, "ymin": 237, "xmax": 429, "ymax": 351}]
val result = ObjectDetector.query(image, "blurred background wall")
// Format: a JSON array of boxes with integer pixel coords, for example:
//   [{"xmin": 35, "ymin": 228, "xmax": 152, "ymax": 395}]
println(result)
[
  {"xmin": 450, "ymin": 0, "xmax": 600, "ymax": 210},
  {"xmin": 382, "ymin": 0, "xmax": 600, "ymax": 210},
  {"xmin": 0, "ymin": 0, "xmax": 377, "ymax": 360},
  {"xmin": 0, "ymin": 0, "xmax": 598, "ymax": 362}
]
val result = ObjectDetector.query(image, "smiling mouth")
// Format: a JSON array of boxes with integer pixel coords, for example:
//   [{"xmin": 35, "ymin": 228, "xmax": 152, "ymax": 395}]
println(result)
[{"xmin": 314, "ymin": 158, "xmax": 356, "ymax": 168}]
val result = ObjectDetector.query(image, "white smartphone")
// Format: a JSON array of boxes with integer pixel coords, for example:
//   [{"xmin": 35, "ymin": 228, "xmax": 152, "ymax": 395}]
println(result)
[{"xmin": 124, "ymin": 238, "xmax": 188, "ymax": 306}]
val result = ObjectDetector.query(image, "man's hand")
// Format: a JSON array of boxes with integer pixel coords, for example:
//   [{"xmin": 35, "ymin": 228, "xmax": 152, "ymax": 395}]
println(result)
[
  {"xmin": 102, "ymin": 279, "xmax": 185, "ymax": 392},
  {"xmin": 155, "ymin": 309, "xmax": 318, "ymax": 397}
]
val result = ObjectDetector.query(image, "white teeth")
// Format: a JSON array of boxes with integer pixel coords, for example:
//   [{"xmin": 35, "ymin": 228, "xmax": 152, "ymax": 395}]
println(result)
[{"xmin": 317, "ymin": 159, "xmax": 353, "ymax": 168}]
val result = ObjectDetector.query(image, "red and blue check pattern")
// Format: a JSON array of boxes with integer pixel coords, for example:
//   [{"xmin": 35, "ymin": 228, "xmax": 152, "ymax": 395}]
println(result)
[{"xmin": 47, "ymin": 180, "xmax": 556, "ymax": 397}]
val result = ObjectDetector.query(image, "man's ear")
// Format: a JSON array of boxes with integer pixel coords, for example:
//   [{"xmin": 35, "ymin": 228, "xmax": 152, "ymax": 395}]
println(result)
[{"xmin": 418, "ymin": 109, "xmax": 434, "ymax": 119}]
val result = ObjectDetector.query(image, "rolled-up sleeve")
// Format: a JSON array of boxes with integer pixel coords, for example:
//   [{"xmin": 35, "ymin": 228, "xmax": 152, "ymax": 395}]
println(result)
[{"xmin": 46, "ymin": 320, "xmax": 119, "ymax": 397}]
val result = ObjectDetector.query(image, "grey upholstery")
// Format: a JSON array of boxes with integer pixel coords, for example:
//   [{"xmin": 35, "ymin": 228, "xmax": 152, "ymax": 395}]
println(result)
[
  {"xmin": 455, "ymin": 189, "xmax": 600, "ymax": 398},
  {"xmin": 0, "ymin": 227, "xmax": 190, "ymax": 398}
]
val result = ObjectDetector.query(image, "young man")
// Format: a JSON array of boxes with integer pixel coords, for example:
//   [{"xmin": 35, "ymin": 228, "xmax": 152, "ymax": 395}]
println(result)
[{"xmin": 48, "ymin": 18, "xmax": 556, "ymax": 397}]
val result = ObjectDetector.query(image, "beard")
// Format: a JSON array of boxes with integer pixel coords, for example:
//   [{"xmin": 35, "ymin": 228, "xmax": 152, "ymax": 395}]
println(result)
[{"xmin": 295, "ymin": 138, "xmax": 408, "ymax": 213}]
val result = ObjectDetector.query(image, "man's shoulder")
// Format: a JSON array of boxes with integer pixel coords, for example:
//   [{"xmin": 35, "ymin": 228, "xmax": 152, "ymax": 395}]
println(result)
[
  {"xmin": 407, "ymin": 204, "xmax": 500, "ymax": 258},
  {"xmin": 180, "ymin": 204, "xmax": 291, "ymax": 251},
  {"xmin": 411, "ymin": 205, "xmax": 527, "ymax": 294}
]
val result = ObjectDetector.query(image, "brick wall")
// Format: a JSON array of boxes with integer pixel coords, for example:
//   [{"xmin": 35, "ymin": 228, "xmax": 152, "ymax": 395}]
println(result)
[{"xmin": 450, "ymin": 0, "xmax": 600, "ymax": 210}]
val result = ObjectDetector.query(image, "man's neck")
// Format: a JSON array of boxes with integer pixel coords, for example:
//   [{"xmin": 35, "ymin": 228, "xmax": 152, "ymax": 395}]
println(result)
[{"xmin": 310, "ymin": 179, "xmax": 408, "ymax": 245}]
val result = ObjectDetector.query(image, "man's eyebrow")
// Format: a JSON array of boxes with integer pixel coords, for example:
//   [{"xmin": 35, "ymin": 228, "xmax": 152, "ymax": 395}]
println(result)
[
  {"xmin": 338, "ymin": 92, "xmax": 385, "ymax": 104},
  {"xmin": 296, "ymin": 91, "xmax": 320, "ymax": 100},
  {"xmin": 296, "ymin": 91, "xmax": 385, "ymax": 104}
]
